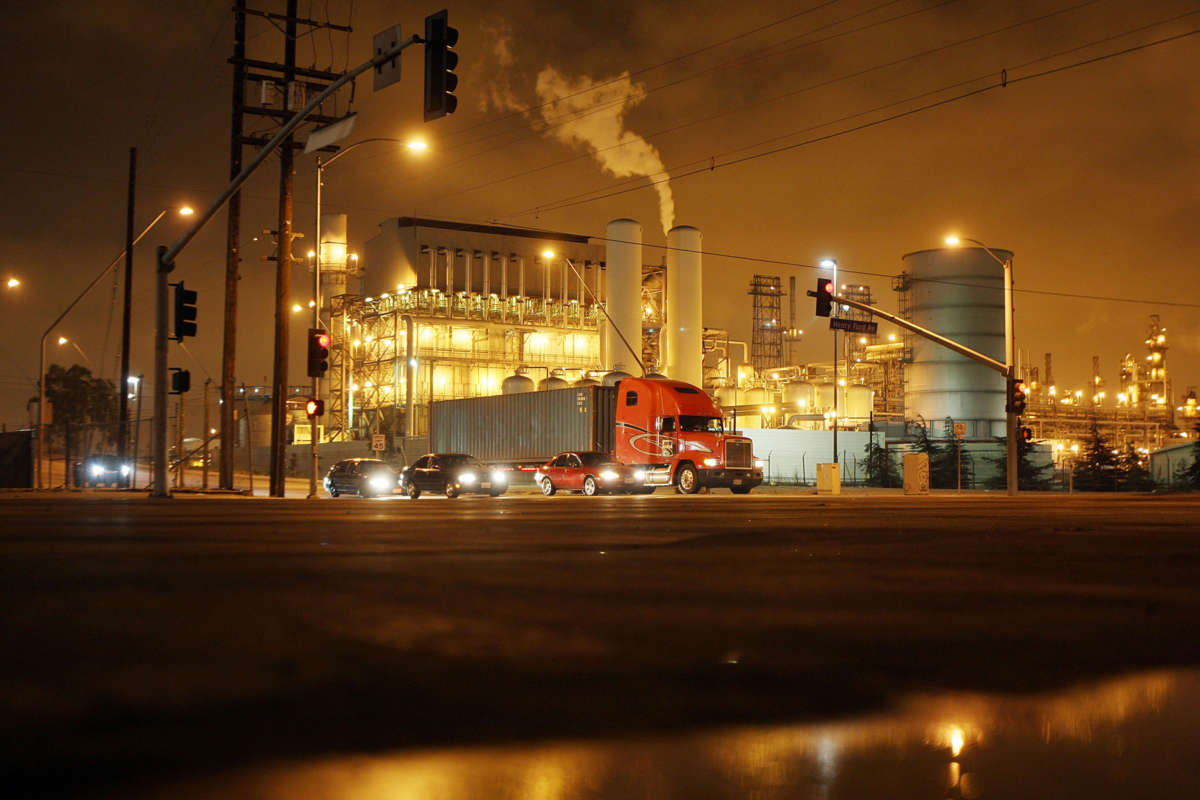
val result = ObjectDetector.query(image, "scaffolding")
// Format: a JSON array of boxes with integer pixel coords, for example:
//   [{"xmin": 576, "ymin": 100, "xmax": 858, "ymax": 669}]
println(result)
[{"xmin": 748, "ymin": 274, "xmax": 784, "ymax": 371}]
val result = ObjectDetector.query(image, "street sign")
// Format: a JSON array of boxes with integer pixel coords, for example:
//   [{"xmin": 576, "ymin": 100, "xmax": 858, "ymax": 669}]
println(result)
[
  {"xmin": 829, "ymin": 317, "xmax": 878, "ymax": 334},
  {"xmin": 371, "ymin": 433, "xmax": 386, "ymax": 452},
  {"xmin": 953, "ymin": 422, "xmax": 966, "ymax": 439},
  {"xmin": 373, "ymin": 25, "xmax": 403, "ymax": 91}
]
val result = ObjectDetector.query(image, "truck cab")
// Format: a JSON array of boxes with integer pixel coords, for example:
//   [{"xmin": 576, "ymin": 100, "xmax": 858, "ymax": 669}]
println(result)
[{"xmin": 613, "ymin": 378, "xmax": 763, "ymax": 493}]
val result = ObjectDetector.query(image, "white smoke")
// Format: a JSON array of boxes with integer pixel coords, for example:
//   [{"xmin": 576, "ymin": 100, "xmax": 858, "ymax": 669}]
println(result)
[{"xmin": 534, "ymin": 67, "xmax": 675, "ymax": 237}]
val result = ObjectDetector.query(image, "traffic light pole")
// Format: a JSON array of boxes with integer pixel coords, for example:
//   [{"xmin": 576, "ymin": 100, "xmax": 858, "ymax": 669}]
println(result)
[
  {"xmin": 309, "ymin": 164, "xmax": 321, "ymax": 499},
  {"xmin": 1003, "ymin": 258, "xmax": 1017, "ymax": 497},
  {"xmin": 152, "ymin": 245, "xmax": 170, "ymax": 498}
]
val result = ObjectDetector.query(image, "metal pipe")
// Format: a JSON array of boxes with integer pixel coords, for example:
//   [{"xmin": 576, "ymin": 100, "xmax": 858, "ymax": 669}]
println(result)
[
  {"xmin": 151, "ymin": 245, "xmax": 170, "ymax": 498},
  {"xmin": 403, "ymin": 314, "xmax": 415, "ymax": 436}
]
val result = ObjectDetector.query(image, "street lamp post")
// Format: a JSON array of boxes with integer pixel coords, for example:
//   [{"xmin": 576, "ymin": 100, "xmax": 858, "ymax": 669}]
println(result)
[
  {"xmin": 308, "ymin": 137, "xmax": 426, "ymax": 498},
  {"xmin": 36, "ymin": 206, "xmax": 190, "ymax": 489},
  {"xmin": 945, "ymin": 235, "xmax": 1017, "ymax": 497},
  {"xmin": 820, "ymin": 258, "xmax": 838, "ymax": 465}
]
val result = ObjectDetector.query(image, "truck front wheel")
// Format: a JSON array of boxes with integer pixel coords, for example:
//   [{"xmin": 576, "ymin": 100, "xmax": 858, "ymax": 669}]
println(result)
[{"xmin": 675, "ymin": 464, "xmax": 700, "ymax": 494}]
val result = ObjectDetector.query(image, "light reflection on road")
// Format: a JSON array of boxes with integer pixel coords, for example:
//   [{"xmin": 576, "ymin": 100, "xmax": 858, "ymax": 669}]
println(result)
[{"xmin": 150, "ymin": 670, "xmax": 1197, "ymax": 799}]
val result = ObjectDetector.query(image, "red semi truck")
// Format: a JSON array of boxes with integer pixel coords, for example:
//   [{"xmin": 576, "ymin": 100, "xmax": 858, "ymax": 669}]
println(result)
[{"xmin": 429, "ymin": 377, "xmax": 764, "ymax": 493}]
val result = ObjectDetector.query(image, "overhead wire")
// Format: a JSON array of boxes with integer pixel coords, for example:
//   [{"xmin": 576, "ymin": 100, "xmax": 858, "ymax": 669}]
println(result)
[
  {"xmin": 499, "ymin": 24, "xmax": 1200, "ymax": 221},
  {"xmin": 436, "ymin": 0, "xmax": 1120, "ymax": 205}
]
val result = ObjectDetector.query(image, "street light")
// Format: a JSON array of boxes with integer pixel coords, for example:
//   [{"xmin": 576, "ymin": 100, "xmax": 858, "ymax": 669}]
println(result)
[
  {"xmin": 307, "ymin": 137, "xmax": 427, "ymax": 498},
  {"xmin": 820, "ymin": 257, "xmax": 838, "ymax": 465},
  {"xmin": 56, "ymin": 336, "xmax": 92, "ymax": 368},
  {"xmin": 945, "ymin": 234, "xmax": 1017, "ymax": 496},
  {"xmin": 5, "ymin": 277, "xmax": 19, "ymax": 289},
  {"xmin": 37, "ymin": 204, "xmax": 192, "ymax": 489}
]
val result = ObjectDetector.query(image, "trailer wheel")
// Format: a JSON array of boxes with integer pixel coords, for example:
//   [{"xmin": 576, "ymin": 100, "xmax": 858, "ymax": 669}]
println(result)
[
  {"xmin": 582, "ymin": 476, "xmax": 598, "ymax": 496},
  {"xmin": 540, "ymin": 477, "xmax": 556, "ymax": 496},
  {"xmin": 675, "ymin": 464, "xmax": 700, "ymax": 494}
]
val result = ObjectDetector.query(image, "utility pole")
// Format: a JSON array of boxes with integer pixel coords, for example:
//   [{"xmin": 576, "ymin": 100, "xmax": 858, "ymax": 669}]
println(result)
[
  {"xmin": 132, "ymin": 373, "xmax": 144, "ymax": 487},
  {"xmin": 220, "ymin": 0, "xmax": 246, "ymax": 491},
  {"xmin": 152, "ymin": 245, "xmax": 170, "ymax": 498},
  {"xmin": 175, "ymin": 395, "xmax": 185, "ymax": 488},
  {"xmin": 202, "ymin": 378, "xmax": 211, "ymax": 489},
  {"xmin": 118, "ymin": 146, "xmax": 136, "ymax": 465},
  {"xmin": 268, "ymin": 0, "xmax": 299, "ymax": 498}
]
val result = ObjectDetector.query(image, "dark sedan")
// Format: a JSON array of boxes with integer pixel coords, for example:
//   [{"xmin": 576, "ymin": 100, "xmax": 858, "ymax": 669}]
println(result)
[
  {"xmin": 534, "ymin": 451, "xmax": 649, "ymax": 496},
  {"xmin": 399, "ymin": 453, "xmax": 508, "ymax": 499},
  {"xmin": 73, "ymin": 455, "xmax": 133, "ymax": 489},
  {"xmin": 323, "ymin": 458, "xmax": 396, "ymax": 498}
]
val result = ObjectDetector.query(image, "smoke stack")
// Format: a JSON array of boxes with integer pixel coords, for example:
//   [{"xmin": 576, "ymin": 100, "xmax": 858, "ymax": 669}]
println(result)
[
  {"xmin": 604, "ymin": 219, "xmax": 643, "ymax": 374},
  {"xmin": 665, "ymin": 225, "xmax": 702, "ymax": 387}
]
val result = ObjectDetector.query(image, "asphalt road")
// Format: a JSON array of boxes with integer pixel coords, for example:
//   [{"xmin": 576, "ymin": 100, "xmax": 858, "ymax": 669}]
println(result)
[{"xmin": 3, "ymin": 490, "xmax": 1199, "ymax": 795}]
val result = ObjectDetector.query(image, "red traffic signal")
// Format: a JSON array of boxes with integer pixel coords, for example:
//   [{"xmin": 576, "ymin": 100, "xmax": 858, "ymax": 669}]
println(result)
[
  {"xmin": 1007, "ymin": 377, "xmax": 1028, "ymax": 414},
  {"xmin": 307, "ymin": 328, "xmax": 330, "ymax": 378},
  {"xmin": 815, "ymin": 278, "xmax": 834, "ymax": 317},
  {"xmin": 1019, "ymin": 426, "xmax": 1033, "ymax": 441},
  {"xmin": 306, "ymin": 398, "xmax": 325, "ymax": 417}
]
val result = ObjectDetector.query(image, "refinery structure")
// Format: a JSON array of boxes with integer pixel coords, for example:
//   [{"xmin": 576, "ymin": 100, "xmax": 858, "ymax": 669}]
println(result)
[{"xmin": 307, "ymin": 213, "xmax": 1189, "ymax": 479}]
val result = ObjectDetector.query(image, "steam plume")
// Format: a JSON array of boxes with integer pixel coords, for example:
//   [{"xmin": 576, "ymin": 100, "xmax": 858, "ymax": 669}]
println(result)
[{"xmin": 534, "ymin": 67, "xmax": 675, "ymax": 236}]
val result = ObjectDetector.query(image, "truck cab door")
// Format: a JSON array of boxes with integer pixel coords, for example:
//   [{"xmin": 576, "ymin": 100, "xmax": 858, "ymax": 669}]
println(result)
[{"xmin": 658, "ymin": 417, "xmax": 677, "ymax": 457}]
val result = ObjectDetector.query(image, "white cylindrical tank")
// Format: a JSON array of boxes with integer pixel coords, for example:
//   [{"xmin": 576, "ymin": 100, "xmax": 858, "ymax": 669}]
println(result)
[
  {"xmin": 903, "ymin": 247, "xmax": 1009, "ymax": 438},
  {"xmin": 782, "ymin": 381, "xmax": 815, "ymax": 411},
  {"xmin": 665, "ymin": 225, "xmax": 703, "ymax": 387},
  {"xmin": 320, "ymin": 213, "xmax": 349, "ymax": 300},
  {"xmin": 715, "ymin": 387, "xmax": 740, "ymax": 407},
  {"xmin": 814, "ymin": 381, "xmax": 834, "ymax": 410},
  {"xmin": 602, "ymin": 370, "xmax": 631, "ymax": 386},
  {"xmin": 604, "ymin": 219, "xmax": 643, "ymax": 374},
  {"xmin": 845, "ymin": 384, "xmax": 873, "ymax": 420},
  {"xmin": 539, "ymin": 370, "xmax": 569, "ymax": 390},
  {"xmin": 502, "ymin": 373, "xmax": 535, "ymax": 394},
  {"xmin": 741, "ymin": 387, "xmax": 770, "ymax": 407}
]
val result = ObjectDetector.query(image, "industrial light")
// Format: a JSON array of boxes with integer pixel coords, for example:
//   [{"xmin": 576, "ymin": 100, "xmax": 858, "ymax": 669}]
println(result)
[
  {"xmin": 291, "ymin": 304, "xmax": 303, "ymax": 313},
  {"xmin": 178, "ymin": 206, "xmax": 195, "ymax": 216},
  {"xmin": 406, "ymin": 139, "xmax": 428, "ymax": 152},
  {"xmin": 307, "ymin": 250, "xmax": 316, "ymax": 258},
  {"xmin": 5, "ymin": 277, "xmax": 18, "ymax": 288},
  {"xmin": 944, "ymin": 235, "xmax": 961, "ymax": 246},
  {"xmin": 541, "ymin": 249, "xmax": 555, "ymax": 260}
]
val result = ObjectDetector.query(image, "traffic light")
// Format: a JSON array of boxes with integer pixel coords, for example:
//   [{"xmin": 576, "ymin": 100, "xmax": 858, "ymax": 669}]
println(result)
[
  {"xmin": 170, "ymin": 368, "xmax": 191, "ymax": 395},
  {"xmin": 307, "ymin": 329, "xmax": 330, "ymax": 378},
  {"xmin": 173, "ymin": 281, "xmax": 198, "ymax": 340},
  {"xmin": 1019, "ymin": 426, "xmax": 1033, "ymax": 442},
  {"xmin": 423, "ymin": 9, "xmax": 458, "ymax": 121},
  {"xmin": 1006, "ymin": 377, "xmax": 1028, "ymax": 414},
  {"xmin": 306, "ymin": 398, "xmax": 325, "ymax": 417},
  {"xmin": 815, "ymin": 278, "xmax": 834, "ymax": 317}
]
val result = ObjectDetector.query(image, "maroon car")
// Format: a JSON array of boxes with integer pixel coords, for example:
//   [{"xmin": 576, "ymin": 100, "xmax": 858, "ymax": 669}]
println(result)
[{"xmin": 534, "ymin": 451, "xmax": 650, "ymax": 496}]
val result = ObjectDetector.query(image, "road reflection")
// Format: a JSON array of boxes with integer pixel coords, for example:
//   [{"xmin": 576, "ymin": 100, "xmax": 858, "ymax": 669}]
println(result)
[{"xmin": 152, "ymin": 669, "xmax": 1196, "ymax": 799}]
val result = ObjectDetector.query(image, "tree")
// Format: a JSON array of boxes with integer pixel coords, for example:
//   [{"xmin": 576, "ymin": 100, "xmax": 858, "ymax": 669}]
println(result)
[
  {"xmin": 984, "ymin": 434, "xmax": 1053, "ymax": 491},
  {"xmin": 863, "ymin": 434, "xmax": 899, "ymax": 488},
  {"xmin": 911, "ymin": 420, "xmax": 958, "ymax": 489},
  {"xmin": 1072, "ymin": 422, "xmax": 1120, "ymax": 491},
  {"xmin": 36, "ymin": 363, "xmax": 118, "ymax": 451},
  {"xmin": 1117, "ymin": 445, "xmax": 1154, "ymax": 492}
]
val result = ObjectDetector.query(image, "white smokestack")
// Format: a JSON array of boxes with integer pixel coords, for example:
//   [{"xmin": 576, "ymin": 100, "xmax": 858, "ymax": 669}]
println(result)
[
  {"xmin": 604, "ymin": 219, "xmax": 643, "ymax": 374},
  {"xmin": 535, "ymin": 68, "xmax": 675, "ymax": 237},
  {"xmin": 666, "ymin": 225, "xmax": 702, "ymax": 387}
]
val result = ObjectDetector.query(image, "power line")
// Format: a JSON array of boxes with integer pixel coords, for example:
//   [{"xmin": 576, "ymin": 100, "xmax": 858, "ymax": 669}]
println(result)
[
  {"xmin": 440, "ymin": 0, "xmax": 1120, "ymax": 206},
  {"xmin": 500, "ymin": 26, "xmax": 1200, "ymax": 221}
]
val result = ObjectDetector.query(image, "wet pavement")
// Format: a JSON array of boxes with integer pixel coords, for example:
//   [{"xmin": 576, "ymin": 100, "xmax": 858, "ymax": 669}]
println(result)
[{"xmin": 2, "ymin": 492, "xmax": 1199, "ymax": 796}]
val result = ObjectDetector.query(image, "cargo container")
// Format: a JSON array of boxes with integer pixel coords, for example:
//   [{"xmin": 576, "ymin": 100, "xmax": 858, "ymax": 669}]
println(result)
[{"xmin": 430, "ymin": 378, "xmax": 764, "ymax": 493}]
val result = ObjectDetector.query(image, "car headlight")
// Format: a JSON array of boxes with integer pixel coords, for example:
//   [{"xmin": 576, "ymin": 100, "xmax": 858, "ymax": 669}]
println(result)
[
  {"xmin": 599, "ymin": 470, "xmax": 620, "ymax": 481},
  {"xmin": 490, "ymin": 471, "xmax": 507, "ymax": 483},
  {"xmin": 703, "ymin": 458, "xmax": 719, "ymax": 467},
  {"xmin": 91, "ymin": 464, "xmax": 104, "ymax": 477},
  {"xmin": 368, "ymin": 474, "xmax": 391, "ymax": 490},
  {"xmin": 120, "ymin": 464, "xmax": 131, "ymax": 476},
  {"xmin": 633, "ymin": 469, "xmax": 646, "ymax": 481},
  {"xmin": 459, "ymin": 471, "xmax": 476, "ymax": 485},
  {"xmin": 754, "ymin": 459, "xmax": 766, "ymax": 468}
]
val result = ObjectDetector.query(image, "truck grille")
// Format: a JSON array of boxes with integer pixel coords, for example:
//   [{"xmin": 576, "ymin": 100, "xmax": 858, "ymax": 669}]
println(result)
[{"xmin": 725, "ymin": 439, "xmax": 752, "ymax": 468}]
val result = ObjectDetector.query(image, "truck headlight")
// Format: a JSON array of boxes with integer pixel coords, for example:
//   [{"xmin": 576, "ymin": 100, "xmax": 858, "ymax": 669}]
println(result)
[
  {"xmin": 754, "ymin": 460, "xmax": 766, "ymax": 468},
  {"xmin": 633, "ymin": 470, "xmax": 646, "ymax": 481},
  {"xmin": 459, "ymin": 471, "xmax": 477, "ymax": 485},
  {"xmin": 703, "ymin": 458, "xmax": 719, "ymax": 467},
  {"xmin": 599, "ymin": 470, "xmax": 619, "ymax": 481},
  {"xmin": 120, "ymin": 464, "xmax": 132, "ymax": 476},
  {"xmin": 490, "ymin": 471, "xmax": 507, "ymax": 483},
  {"xmin": 91, "ymin": 464, "xmax": 104, "ymax": 477},
  {"xmin": 368, "ymin": 474, "xmax": 391, "ymax": 491}
]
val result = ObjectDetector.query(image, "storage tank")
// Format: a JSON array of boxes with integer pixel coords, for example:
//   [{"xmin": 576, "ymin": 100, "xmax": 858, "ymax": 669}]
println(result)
[
  {"xmin": 602, "ymin": 370, "xmax": 631, "ymax": 386},
  {"xmin": 741, "ymin": 387, "xmax": 770, "ymax": 407},
  {"xmin": 319, "ymin": 213, "xmax": 349, "ymax": 301},
  {"xmin": 502, "ymin": 372, "xmax": 535, "ymax": 394},
  {"xmin": 665, "ymin": 225, "xmax": 703, "ymax": 387},
  {"xmin": 604, "ymin": 219, "xmax": 643, "ymax": 374},
  {"xmin": 574, "ymin": 375, "xmax": 600, "ymax": 387},
  {"xmin": 903, "ymin": 246, "xmax": 1009, "ymax": 438},
  {"xmin": 814, "ymin": 381, "xmax": 835, "ymax": 410},
  {"xmin": 845, "ymin": 384, "xmax": 873, "ymax": 421},
  {"xmin": 716, "ymin": 387, "xmax": 740, "ymax": 407},
  {"xmin": 782, "ymin": 381, "xmax": 815, "ymax": 410},
  {"xmin": 539, "ymin": 370, "xmax": 569, "ymax": 391}
]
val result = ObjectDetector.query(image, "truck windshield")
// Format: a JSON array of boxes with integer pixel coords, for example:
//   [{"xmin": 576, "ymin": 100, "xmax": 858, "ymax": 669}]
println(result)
[{"xmin": 679, "ymin": 416, "xmax": 723, "ymax": 433}]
